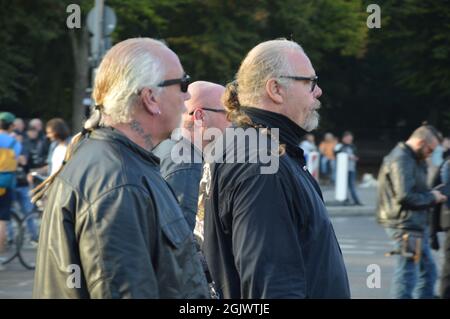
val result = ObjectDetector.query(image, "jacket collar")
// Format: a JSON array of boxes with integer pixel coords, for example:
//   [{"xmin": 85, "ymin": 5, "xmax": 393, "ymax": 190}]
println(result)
[
  {"xmin": 399, "ymin": 142, "xmax": 421, "ymax": 162},
  {"xmin": 89, "ymin": 127, "xmax": 160, "ymax": 165},
  {"xmin": 241, "ymin": 107, "xmax": 308, "ymax": 162}
]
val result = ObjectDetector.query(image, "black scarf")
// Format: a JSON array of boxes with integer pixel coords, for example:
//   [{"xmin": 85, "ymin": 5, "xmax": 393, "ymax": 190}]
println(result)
[{"xmin": 241, "ymin": 106, "xmax": 308, "ymax": 163}]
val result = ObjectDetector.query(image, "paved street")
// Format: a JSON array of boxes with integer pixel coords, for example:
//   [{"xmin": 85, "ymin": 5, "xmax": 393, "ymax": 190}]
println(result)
[
  {"xmin": 332, "ymin": 215, "xmax": 394, "ymax": 298},
  {"xmin": 332, "ymin": 215, "xmax": 445, "ymax": 298},
  {"xmin": 0, "ymin": 257, "xmax": 34, "ymax": 299}
]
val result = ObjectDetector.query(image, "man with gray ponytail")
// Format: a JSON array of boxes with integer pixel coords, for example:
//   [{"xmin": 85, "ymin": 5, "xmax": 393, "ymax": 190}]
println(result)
[
  {"xmin": 33, "ymin": 38, "xmax": 209, "ymax": 298},
  {"xmin": 202, "ymin": 39, "xmax": 350, "ymax": 298}
]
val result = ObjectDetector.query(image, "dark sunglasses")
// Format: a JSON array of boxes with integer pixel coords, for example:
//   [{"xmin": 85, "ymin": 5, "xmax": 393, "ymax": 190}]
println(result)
[
  {"xmin": 188, "ymin": 107, "xmax": 226, "ymax": 116},
  {"xmin": 279, "ymin": 75, "xmax": 318, "ymax": 92},
  {"xmin": 158, "ymin": 73, "xmax": 191, "ymax": 93}
]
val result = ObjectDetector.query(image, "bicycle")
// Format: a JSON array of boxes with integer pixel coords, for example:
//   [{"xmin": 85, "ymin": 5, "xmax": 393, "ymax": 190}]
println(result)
[
  {"xmin": 0, "ymin": 210, "xmax": 22, "ymax": 268},
  {"xmin": 0, "ymin": 203, "xmax": 42, "ymax": 270},
  {"xmin": 1, "ymin": 174, "xmax": 44, "ymax": 270},
  {"xmin": 19, "ymin": 204, "xmax": 42, "ymax": 270}
]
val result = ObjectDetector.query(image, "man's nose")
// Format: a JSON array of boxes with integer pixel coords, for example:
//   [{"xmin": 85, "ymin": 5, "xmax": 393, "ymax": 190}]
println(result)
[{"xmin": 314, "ymin": 84, "xmax": 322, "ymax": 98}]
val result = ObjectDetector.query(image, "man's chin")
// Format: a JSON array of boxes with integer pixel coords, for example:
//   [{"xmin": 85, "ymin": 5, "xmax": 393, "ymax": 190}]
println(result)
[{"xmin": 302, "ymin": 112, "xmax": 320, "ymax": 132}]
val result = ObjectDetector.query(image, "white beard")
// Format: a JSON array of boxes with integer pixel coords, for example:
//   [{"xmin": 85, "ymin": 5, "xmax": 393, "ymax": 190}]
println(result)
[{"xmin": 303, "ymin": 108, "xmax": 320, "ymax": 132}]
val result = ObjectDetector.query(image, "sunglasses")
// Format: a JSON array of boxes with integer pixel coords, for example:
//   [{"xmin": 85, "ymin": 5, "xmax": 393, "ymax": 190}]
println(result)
[
  {"xmin": 157, "ymin": 73, "xmax": 191, "ymax": 93},
  {"xmin": 279, "ymin": 75, "xmax": 318, "ymax": 92},
  {"xmin": 188, "ymin": 108, "xmax": 227, "ymax": 116}
]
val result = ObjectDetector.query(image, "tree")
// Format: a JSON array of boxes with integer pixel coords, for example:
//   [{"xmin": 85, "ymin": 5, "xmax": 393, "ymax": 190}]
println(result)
[
  {"xmin": 370, "ymin": 0, "xmax": 450, "ymax": 132},
  {"xmin": 0, "ymin": 0, "xmax": 63, "ymax": 107}
]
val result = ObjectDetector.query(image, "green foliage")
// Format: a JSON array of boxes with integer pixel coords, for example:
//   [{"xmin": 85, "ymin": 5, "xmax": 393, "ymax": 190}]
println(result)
[
  {"xmin": 0, "ymin": 0, "xmax": 448, "ymax": 136},
  {"xmin": 0, "ymin": 0, "xmax": 63, "ymax": 104}
]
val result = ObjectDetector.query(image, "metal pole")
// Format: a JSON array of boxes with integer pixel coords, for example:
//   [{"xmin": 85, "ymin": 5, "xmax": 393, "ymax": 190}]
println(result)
[
  {"xmin": 90, "ymin": 0, "xmax": 104, "ymax": 105},
  {"xmin": 92, "ymin": 0, "xmax": 104, "ymax": 66}
]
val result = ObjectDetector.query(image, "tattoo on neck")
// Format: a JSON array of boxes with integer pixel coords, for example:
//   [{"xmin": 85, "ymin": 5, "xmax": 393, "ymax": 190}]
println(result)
[{"xmin": 130, "ymin": 120, "xmax": 154, "ymax": 151}]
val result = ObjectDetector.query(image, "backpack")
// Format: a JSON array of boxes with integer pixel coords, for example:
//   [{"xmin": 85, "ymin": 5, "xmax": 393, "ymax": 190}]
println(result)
[{"xmin": 0, "ymin": 138, "xmax": 18, "ymax": 190}]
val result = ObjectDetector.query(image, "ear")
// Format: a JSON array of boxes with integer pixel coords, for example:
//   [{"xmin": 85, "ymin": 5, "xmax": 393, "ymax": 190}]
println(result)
[
  {"xmin": 265, "ymin": 78, "xmax": 284, "ymax": 104},
  {"xmin": 141, "ymin": 87, "xmax": 161, "ymax": 115},
  {"xmin": 192, "ymin": 109, "xmax": 205, "ymax": 127}
]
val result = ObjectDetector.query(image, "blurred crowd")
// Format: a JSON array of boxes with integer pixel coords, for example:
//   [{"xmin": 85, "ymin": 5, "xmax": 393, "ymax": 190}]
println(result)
[{"xmin": 0, "ymin": 112, "xmax": 70, "ymax": 269}]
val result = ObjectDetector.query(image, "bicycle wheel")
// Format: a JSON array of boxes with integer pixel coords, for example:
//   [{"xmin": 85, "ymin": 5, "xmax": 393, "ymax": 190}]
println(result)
[
  {"xmin": 1, "ymin": 212, "xmax": 21, "ymax": 265},
  {"xmin": 18, "ymin": 211, "xmax": 42, "ymax": 270}
]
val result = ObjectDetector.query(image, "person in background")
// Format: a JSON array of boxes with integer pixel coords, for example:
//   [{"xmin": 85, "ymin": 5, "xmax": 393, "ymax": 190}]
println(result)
[
  {"xmin": 29, "ymin": 118, "xmax": 70, "ymax": 179},
  {"xmin": 443, "ymin": 137, "xmax": 450, "ymax": 159},
  {"xmin": 0, "ymin": 112, "xmax": 22, "ymax": 270},
  {"xmin": 300, "ymin": 133, "xmax": 317, "ymax": 162},
  {"xmin": 29, "ymin": 119, "xmax": 45, "ymax": 140},
  {"xmin": 154, "ymin": 81, "xmax": 229, "ymax": 232},
  {"xmin": 335, "ymin": 131, "xmax": 363, "ymax": 205},
  {"xmin": 29, "ymin": 118, "xmax": 50, "ymax": 159},
  {"xmin": 319, "ymin": 132, "xmax": 337, "ymax": 185},
  {"xmin": 13, "ymin": 118, "xmax": 26, "ymax": 142},
  {"xmin": 428, "ymin": 137, "xmax": 445, "ymax": 185},
  {"xmin": 429, "ymin": 135, "xmax": 450, "ymax": 298},
  {"xmin": 26, "ymin": 127, "xmax": 48, "ymax": 170},
  {"xmin": 45, "ymin": 118, "xmax": 70, "ymax": 176},
  {"xmin": 15, "ymin": 130, "xmax": 39, "ymax": 246},
  {"xmin": 377, "ymin": 124, "xmax": 446, "ymax": 299}
]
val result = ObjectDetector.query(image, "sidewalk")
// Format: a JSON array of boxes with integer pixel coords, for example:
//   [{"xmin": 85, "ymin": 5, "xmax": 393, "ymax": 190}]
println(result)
[{"xmin": 322, "ymin": 184, "xmax": 377, "ymax": 217}]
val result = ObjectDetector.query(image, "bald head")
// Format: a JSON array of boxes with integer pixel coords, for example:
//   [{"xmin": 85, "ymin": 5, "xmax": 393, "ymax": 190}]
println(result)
[
  {"xmin": 182, "ymin": 81, "xmax": 229, "ymax": 148},
  {"xmin": 185, "ymin": 81, "xmax": 225, "ymax": 114}
]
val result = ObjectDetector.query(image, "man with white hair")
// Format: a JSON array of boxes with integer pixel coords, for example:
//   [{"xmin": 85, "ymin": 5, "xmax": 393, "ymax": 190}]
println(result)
[
  {"xmin": 154, "ymin": 81, "xmax": 229, "ymax": 231},
  {"xmin": 32, "ymin": 38, "xmax": 210, "ymax": 298},
  {"xmin": 202, "ymin": 39, "xmax": 350, "ymax": 298}
]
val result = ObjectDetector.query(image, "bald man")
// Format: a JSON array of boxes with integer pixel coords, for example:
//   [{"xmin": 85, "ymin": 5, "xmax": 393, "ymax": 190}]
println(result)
[{"xmin": 154, "ymin": 81, "xmax": 230, "ymax": 230}]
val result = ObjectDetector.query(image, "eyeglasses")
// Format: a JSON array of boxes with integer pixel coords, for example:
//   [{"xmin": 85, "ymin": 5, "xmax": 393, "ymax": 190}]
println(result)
[
  {"xmin": 188, "ymin": 108, "xmax": 226, "ymax": 116},
  {"xmin": 279, "ymin": 75, "xmax": 318, "ymax": 92},
  {"xmin": 157, "ymin": 73, "xmax": 191, "ymax": 93}
]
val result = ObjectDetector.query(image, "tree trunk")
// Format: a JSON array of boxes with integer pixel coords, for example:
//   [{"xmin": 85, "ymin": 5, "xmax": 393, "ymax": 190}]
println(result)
[{"xmin": 69, "ymin": 26, "xmax": 89, "ymax": 133}]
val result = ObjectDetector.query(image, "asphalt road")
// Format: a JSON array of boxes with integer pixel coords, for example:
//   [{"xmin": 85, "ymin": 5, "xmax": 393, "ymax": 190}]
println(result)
[{"xmin": 331, "ymin": 215, "xmax": 445, "ymax": 299}]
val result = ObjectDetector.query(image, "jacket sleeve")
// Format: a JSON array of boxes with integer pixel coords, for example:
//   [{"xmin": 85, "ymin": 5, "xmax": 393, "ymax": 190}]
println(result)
[
  {"xmin": 77, "ymin": 186, "xmax": 159, "ymax": 298},
  {"xmin": 229, "ymin": 174, "xmax": 307, "ymax": 298},
  {"xmin": 389, "ymin": 156, "xmax": 436, "ymax": 210}
]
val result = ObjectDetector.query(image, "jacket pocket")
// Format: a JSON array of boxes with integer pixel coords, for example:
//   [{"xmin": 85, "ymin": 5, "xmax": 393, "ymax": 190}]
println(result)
[{"xmin": 159, "ymin": 210, "xmax": 192, "ymax": 249}]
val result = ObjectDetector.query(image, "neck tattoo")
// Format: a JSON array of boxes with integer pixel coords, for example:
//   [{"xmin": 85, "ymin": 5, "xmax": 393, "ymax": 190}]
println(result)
[{"xmin": 130, "ymin": 120, "xmax": 154, "ymax": 151}]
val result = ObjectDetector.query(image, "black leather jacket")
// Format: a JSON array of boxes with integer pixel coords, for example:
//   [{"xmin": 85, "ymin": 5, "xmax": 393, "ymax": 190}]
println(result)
[
  {"xmin": 33, "ymin": 127, "xmax": 210, "ymax": 298},
  {"xmin": 377, "ymin": 142, "xmax": 436, "ymax": 231},
  {"xmin": 203, "ymin": 107, "xmax": 350, "ymax": 298}
]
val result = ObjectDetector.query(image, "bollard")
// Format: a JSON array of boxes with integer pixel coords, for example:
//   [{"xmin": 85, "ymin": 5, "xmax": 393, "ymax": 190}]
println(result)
[
  {"xmin": 335, "ymin": 152, "xmax": 349, "ymax": 201},
  {"xmin": 306, "ymin": 151, "xmax": 320, "ymax": 182}
]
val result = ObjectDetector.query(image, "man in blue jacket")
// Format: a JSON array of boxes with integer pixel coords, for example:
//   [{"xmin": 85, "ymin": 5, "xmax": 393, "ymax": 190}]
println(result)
[{"xmin": 0, "ymin": 112, "xmax": 22, "ymax": 269}]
